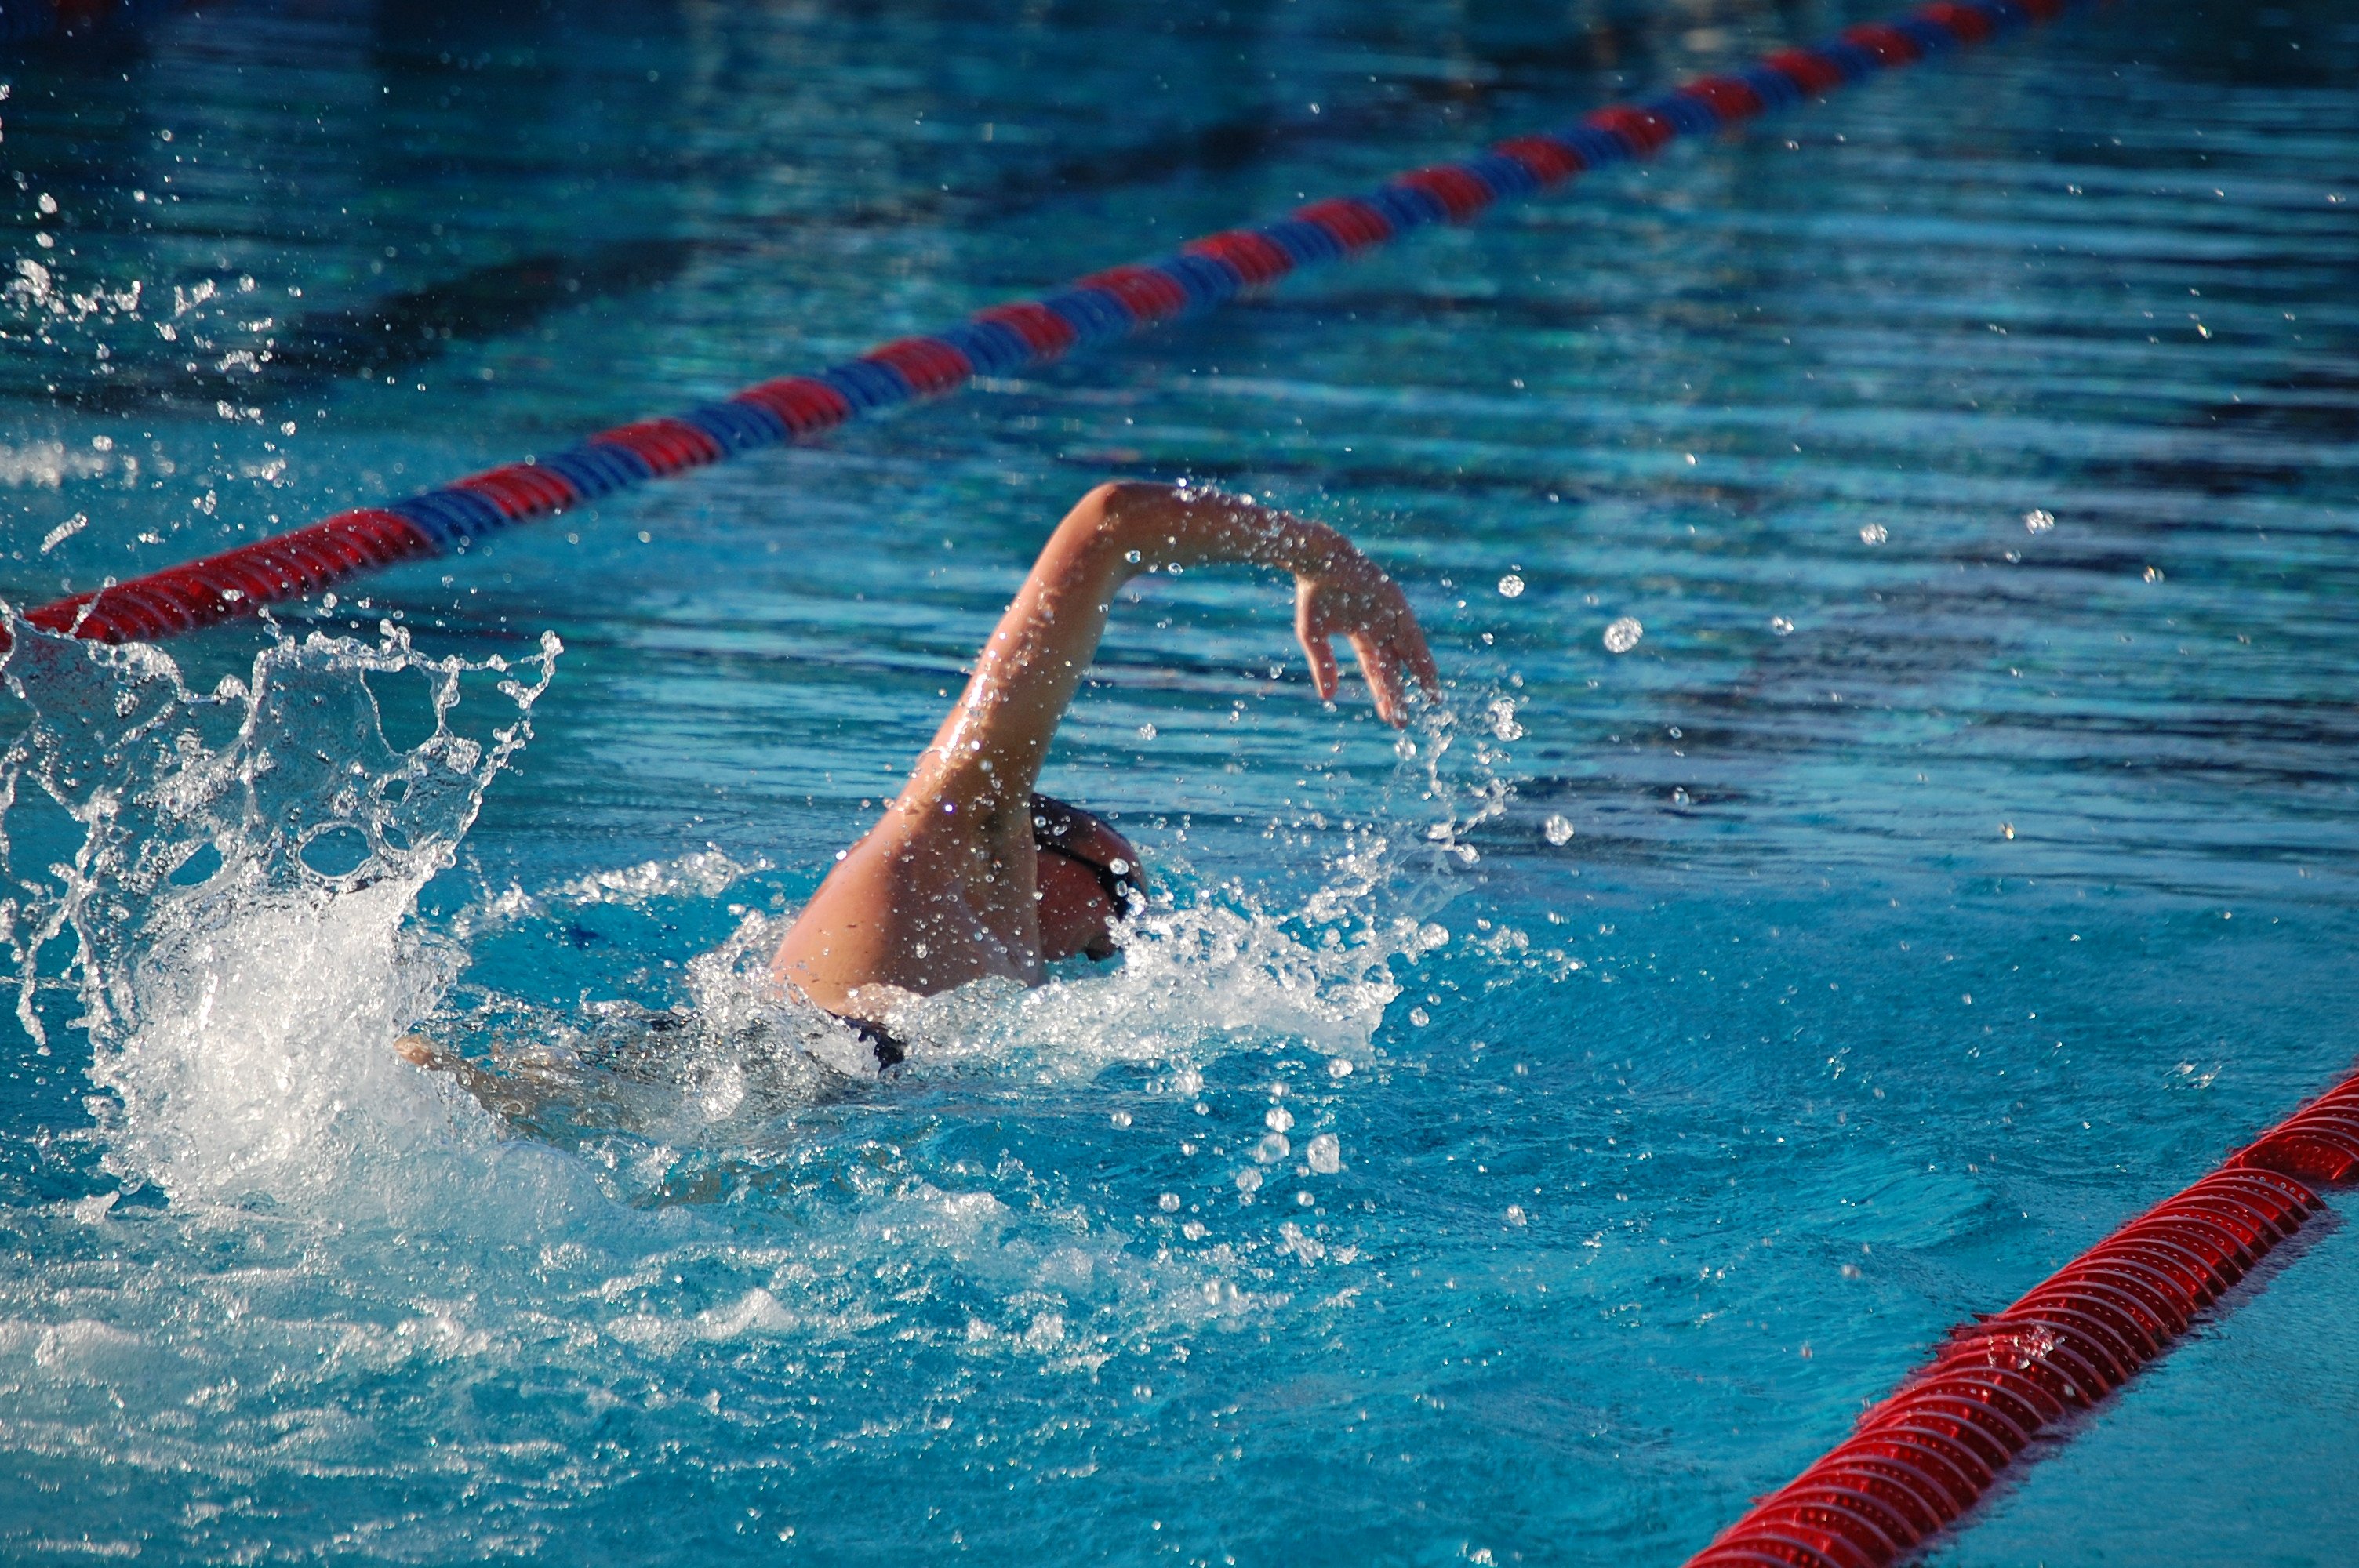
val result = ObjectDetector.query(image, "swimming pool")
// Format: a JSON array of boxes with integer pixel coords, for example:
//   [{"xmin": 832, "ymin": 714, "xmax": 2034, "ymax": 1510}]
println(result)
[{"xmin": 3, "ymin": 0, "xmax": 2357, "ymax": 1562}]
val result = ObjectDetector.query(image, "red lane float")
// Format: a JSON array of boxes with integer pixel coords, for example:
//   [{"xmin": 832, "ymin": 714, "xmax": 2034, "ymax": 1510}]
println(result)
[{"xmin": 1686, "ymin": 1065, "xmax": 2359, "ymax": 1568}]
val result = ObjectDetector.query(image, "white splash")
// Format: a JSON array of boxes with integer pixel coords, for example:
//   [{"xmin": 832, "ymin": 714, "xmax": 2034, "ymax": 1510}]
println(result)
[{"xmin": 0, "ymin": 615, "xmax": 564, "ymax": 1213}]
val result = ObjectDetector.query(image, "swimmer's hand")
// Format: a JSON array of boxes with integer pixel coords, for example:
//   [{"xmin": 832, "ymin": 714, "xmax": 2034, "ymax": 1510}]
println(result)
[
  {"xmin": 1078, "ymin": 481, "xmax": 1438, "ymax": 726},
  {"xmin": 1292, "ymin": 552, "xmax": 1438, "ymax": 727}
]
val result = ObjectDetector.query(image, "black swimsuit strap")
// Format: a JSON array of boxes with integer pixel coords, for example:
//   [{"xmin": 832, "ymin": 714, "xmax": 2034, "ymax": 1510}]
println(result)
[{"xmin": 834, "ymin": 1013, "xmax": 905, "ymax": 1069}]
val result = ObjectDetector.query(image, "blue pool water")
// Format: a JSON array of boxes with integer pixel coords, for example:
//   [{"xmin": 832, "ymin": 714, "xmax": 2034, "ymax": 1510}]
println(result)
[{"xmin": 3, "ymin": 2, "xmax": 2357, "ymax": 1563}]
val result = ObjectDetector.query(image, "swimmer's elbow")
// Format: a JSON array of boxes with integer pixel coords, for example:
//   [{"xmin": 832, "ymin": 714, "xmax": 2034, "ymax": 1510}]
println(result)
[
  {"xmin": 1074, "ymin": 479, "xmax": 1173, "ymax": 538},
  {"xmin": 1084, "ymin": 478, "xmax": 1167, "ymax": 512}
]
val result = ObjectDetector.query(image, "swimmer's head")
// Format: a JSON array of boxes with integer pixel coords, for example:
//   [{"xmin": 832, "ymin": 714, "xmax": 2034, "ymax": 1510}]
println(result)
[{"xmin": 1031, "ymin": 794, "xmax": 1143, "ymax": 963}]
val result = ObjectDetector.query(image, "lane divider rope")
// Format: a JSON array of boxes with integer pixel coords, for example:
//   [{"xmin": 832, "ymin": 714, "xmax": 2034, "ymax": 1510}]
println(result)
[
  {"xmin": 1685, "ymin": 1064, "xmax": 2359, "ymax": 1568},
  {"xmin": 8, "ymin": 0, "xmax": 2095, "ymax": 652}
]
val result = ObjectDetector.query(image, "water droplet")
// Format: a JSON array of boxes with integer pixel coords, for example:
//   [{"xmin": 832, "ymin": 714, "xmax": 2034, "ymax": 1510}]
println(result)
[
  {"xmin": 1296, "ymin": 1190, "xmax": 1314, "ymax": 1207},
  {"xmin": 1182, "ymin": 1219, "xmax": 1208, "ymax": 1240},
  {"xmin": 1264, "ymin": 1106, "xmax": 1294, "ymax": 1133},
  {"xmin": 2000, "ymin": 822, "xmax": 2016, "ymax": 840},
  {"xmin": 1254, "ymin": 1132, "xmax": 1291, "ymax": 1163},
  {"xmin": 1505, "ymin": 1205, "xmax": 1528, "ymax": 1226},
  {"xmin": 1137, "ymin": 723, "xmax": 1157, "ymax": 740},
  {"xmin": 1234, "ymin": 1168, "xmax": 1263, "ymax": 1193},
  {"xmin": 1307, "ymin": 1134, "xmax": 1342, "ymax": 1174},
  {"xmin": 1486, "ymin": 695, "xmax": 1523, "ymax": 741},
  {"xmin": 1602, "ymin": 617, "xmax": 1643, "ymax": 654},
  {"xmin": 1158, "ymin": 1192, "xmax": 1181, "ymax": 1212},
  {"xmin": 2024, "ymin": 508, "xmax": 2055, "ymax": 533},
  {"xmin": 1408, "ymin": 1007, "xmax": 1430, "ymax": 1027},
  {"xmin": 1859, "ymin": 523, "xmax": 1888, "ymax": 546},
  {"xmin": 1771, "ymin": 616, "xmax": 1794, "ymax": 636},
  {"xmin": 2143, "ymin": 565, "xmax": 2165, "ymax": 583},
  {"xmin": 1672, "ymin": 788, "xmax": 1692, "ymax": 808},
  {"xmin": 1417, "ymin": 922, "xmax": 1449, "ymax": 950},
  {"xmin": 1110, "ymin": 1109, "xmax": 1133, "ymax": 1129},
  {"xmin": 1496, "ymin": 573, "xmax": 1525, "ymax": 598},
  {"xmin": 1543, "ymin": 814, "xmax": 1575, "ymax": 846},
  {"xmin": 1326, "ymin": 1058, "xmax": 1353, "ymax": 1079}
]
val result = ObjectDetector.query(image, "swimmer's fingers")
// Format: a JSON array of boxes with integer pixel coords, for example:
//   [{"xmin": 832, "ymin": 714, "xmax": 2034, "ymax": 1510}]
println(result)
[
  {"xmin": 1386, "ymin": 601, "xmax": 1441, "ymax": 699},
  {"xmin": 1353, "ymin": 583, "xmax": 1439, "ymax": 724},
  {"xmin": 1295, "ymin": 587, "xmax": 1344, "ymax": 701},
  {"xmin": 1348, "ymin": 630, "xmax": 1411, "ymax": 725},
  {"xmin": 1297, "ymin": 572, "xmax": 1437, "ymax": 725}
]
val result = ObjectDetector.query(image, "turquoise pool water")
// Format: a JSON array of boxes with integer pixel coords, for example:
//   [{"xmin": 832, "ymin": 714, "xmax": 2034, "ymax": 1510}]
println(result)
[{"xmin": 3, "ymin": 2, "xmax": 2357, "ymax": 1563}]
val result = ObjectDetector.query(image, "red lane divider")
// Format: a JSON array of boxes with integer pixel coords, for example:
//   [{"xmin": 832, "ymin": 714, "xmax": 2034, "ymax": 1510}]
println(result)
[{"xmin": 1686, "ymin": 1065, "xmax": 2359, "ymax": 1568}]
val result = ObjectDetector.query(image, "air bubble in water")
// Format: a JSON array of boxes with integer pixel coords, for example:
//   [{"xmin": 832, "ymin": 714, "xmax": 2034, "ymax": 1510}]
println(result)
[
  {"xmin": 1254, "ymin": 1131, "xmax": 1291, "ymax": 1163},
  {"xmin": 2025, "ymin": 509, "xmax": 2055, "ymax": 533},
  {"xmin": 1602, "ymin": 617, "xmax": 1643, "ymax": 654},
  {"xmin": 1235, "ymin": 1168, "xmax": 1263, "ymax": 1193},
  {"xmin": 1408, "ymin": 1007, "xmax": 1430, "ymax": 1027},
  {"xmin": 1505, "ymin": 1204, "xmax": 1528, "ymax": 1226},
  {"xmin": 1859, "ymin": 524, "xmax": 1888, "ymax": 546},
  {"xmin": 1307, "ymin": 1133, "xmax": 1341, "ymax": 1174},
  {"xmin": 1543, "ymin": 814, "xmax": 1575, "ymax": 846},
  {"xmin": 1110, "ymin": 1109, "xmax": 1133, "ymax": 1128},
  {"xmin": 1327, "ymin": 1058, "xmax": 1352, "ymax": 1079},
  {"xmin": 1264, "ymin": 1106, "xmax": 1294, "ymax": 1132},
  {"xmin": 1771, "ymin": 616, "xmax": 1794, "ymax": 636},
  {"xmin": 1496, "ymin": 573, "xmax": 1524, "ymax": 598},
  {"xmin": 1158, "ymin": 1192, "xmax": 1181, "ymax": 1212}
]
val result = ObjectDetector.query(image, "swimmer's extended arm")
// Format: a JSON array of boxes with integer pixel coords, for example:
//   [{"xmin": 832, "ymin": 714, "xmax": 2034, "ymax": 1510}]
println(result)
[
  {"xmin": 771, "ymin": 481, "xmax": 1436, "ymax": 1011},
  {"xmin": 915, "ymin": 481, "xmax": 1438, "ymax": 821}
]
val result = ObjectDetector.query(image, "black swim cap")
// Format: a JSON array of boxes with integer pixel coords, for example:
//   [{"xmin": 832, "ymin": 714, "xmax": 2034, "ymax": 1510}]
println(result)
[{"xmin": 1030, "ymin": 793, "xmax": 1145, "ymax": 912}]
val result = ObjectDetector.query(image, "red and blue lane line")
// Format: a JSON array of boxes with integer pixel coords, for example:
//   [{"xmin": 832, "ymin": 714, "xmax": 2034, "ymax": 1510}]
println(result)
[
  {"xmin": 1685, "ymin": 1066, "xmax": 2359, "ymax": 1568},
  {"xmin": 8, "ymin": 0, "xmax": 2092, "ymax": 651}
]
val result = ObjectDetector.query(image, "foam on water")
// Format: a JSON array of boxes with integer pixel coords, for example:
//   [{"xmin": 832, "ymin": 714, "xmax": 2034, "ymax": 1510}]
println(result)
[{"xmin": 415, "ymin": 719, "xmax": 1492, "ymax": 1183}]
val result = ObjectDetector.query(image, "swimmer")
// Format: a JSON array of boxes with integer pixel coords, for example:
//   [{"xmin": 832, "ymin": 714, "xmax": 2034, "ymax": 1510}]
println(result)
[{"xmin": 769, "ymin": 481, "xmax": 1438, "ymax": 1063}]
